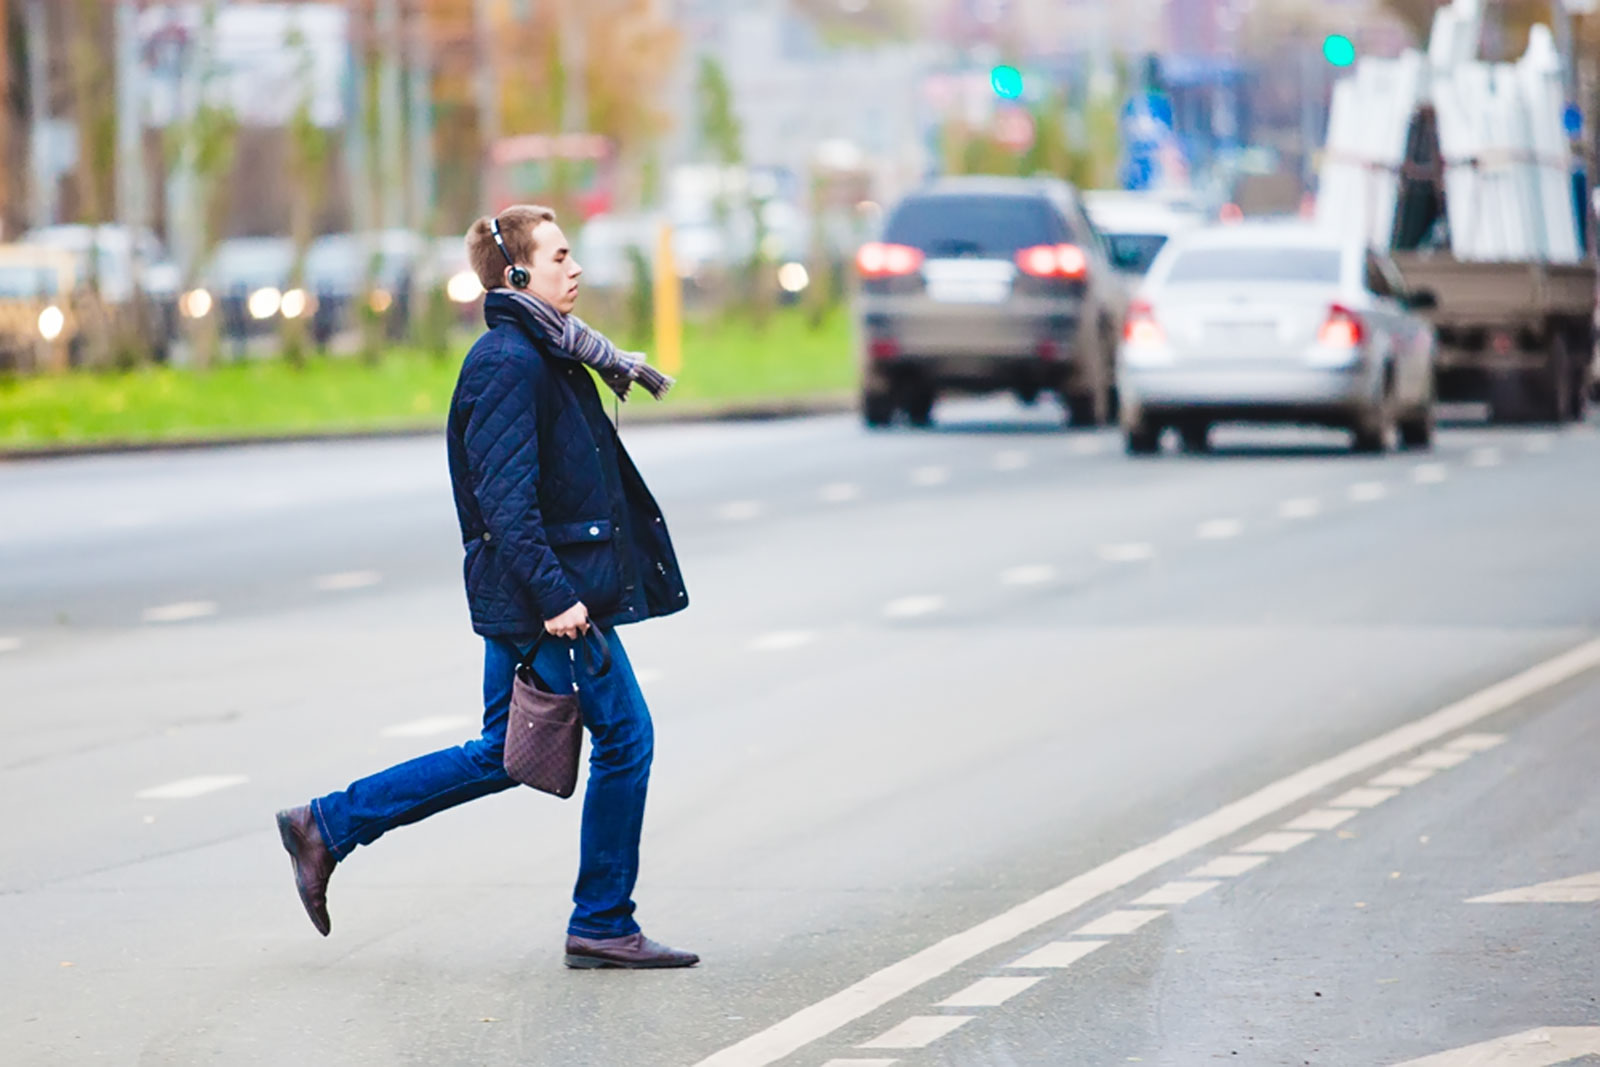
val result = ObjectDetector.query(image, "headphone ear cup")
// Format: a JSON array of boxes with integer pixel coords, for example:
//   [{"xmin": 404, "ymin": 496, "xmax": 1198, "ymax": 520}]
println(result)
[{"xmin": 509, "ymin": 266, "xmax": 530, "ymax": 289}]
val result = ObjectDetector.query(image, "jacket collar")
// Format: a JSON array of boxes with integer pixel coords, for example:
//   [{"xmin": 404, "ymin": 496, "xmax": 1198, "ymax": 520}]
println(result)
[{"xmin": 483, "ymin": 289, "xmax": 579, "ymax": 363}]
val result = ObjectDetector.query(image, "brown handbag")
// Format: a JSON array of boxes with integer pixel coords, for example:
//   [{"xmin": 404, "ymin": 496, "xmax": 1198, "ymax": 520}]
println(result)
[{"xmin": 503, "ymin": 628, "xmax": 611, "ymax": 798}]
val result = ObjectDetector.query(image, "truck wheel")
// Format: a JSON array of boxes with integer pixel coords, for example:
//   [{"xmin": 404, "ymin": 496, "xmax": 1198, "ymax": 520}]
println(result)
[
  {"xmin": 1179, "ymin": 421, "xmax": 1212, "ymax": 453},
  {"xmin": 1541, "ymin": 336, "xmax": 1575, "ymax": 423},
  {"xmin": 1399, "ymin": 408, "xmax": 1434, "ymax": 450},
  {"xmin": 904, "ymin": 388, "xmax": 936, "ymax": 428},
  {"xmin": 862, "ymin": 392, "xmax": 894, "ymax": 428}
]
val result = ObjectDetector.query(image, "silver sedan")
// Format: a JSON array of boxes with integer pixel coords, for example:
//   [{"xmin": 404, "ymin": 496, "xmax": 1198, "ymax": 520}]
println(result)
[{"xmin": 1117, "ymin": 225, "xmax": 1437, "ymax": 455}]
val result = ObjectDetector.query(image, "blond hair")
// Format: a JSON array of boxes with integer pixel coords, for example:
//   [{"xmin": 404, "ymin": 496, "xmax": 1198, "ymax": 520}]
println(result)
[{"xmin": 465, "ymin": 204, "xmax": 557, "ymax": 290}]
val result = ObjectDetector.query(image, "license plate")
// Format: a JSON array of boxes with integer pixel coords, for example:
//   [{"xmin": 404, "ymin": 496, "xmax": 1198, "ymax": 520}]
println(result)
[
  {"xmin": 1205, "ymin": 321, "xmax": 1280, "ymax": 346},
  {"xmin": 927, "ymin": 280, "xmax": 1010, "ymax": 304}
]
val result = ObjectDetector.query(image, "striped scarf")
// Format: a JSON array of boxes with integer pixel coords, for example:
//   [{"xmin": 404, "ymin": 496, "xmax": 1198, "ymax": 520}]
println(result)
[{"xmin": 495, "ymin": 288, "xmax": 675, "ymax": 402}]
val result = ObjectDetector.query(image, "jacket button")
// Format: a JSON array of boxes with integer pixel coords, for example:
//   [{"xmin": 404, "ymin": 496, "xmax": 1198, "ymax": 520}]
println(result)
[
  {"xmin": 589, "ymin": 526, "xmax": 600, "ymax": 536},
  {"xmin": 482, "ymin": 532, "xmax": 492, "ymax": 542}
]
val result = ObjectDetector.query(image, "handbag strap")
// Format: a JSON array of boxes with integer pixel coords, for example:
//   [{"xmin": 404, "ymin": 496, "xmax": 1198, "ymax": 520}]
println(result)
[{"xmin": 517, "ymin": 626, "xmax": 612, "ymax": 681}]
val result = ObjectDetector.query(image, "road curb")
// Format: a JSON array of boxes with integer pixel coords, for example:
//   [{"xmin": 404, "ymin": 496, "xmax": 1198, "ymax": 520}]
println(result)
[{"xmin": 0, "ymin": 393, "xmax": 857, "ymax": 462}]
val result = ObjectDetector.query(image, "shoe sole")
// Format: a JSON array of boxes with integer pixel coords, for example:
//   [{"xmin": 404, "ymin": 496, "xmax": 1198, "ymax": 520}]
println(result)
[
  {"xmin": 564, "ymin": 954, "xmax": 698, "ymax": 970},
  {"xmin": 276, "ymin": 810, "xmax": 331, "ymax": 937}
]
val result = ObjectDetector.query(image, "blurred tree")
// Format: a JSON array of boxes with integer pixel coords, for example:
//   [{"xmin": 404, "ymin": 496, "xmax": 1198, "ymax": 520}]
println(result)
[
  {"xmin": 282, "ymin": 25, "xmax": 333, "ymax": 369},
  {"xmin": 788, "ymin": 0, "xmax": 913, "ymax": 46},
  {"xmin": 696, "ymin": 56, "xmax": 742, "ymax": 167}
]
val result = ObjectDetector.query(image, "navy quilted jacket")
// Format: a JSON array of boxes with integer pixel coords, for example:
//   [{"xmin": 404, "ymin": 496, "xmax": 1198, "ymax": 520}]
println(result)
[{"xmin": 445, "ymin": 292, "xmax": 688, "ymax": 636}]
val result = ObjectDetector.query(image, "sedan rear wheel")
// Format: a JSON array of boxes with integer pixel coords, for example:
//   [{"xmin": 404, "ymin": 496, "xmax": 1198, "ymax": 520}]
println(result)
[
  {"xmin": 1179, "ymin": 422, "xmax": 1212, "ymax": 454},
  {"xmin": 1124, "ymin": 420, "xmax": 1161, "ymax": 456},
  {"xmin": 1351, "ymin": 404, "xmax": 1393, "ymax": 454},
  {"xmin": 1398, "ymin": 407, "xmax": 1434, "ymax": 450}
]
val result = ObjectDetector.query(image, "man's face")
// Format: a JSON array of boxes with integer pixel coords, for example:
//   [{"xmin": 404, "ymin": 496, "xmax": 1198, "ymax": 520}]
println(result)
[{"xmin": 519, "ymin": 221, "xmax": 583, "ymax": 314}]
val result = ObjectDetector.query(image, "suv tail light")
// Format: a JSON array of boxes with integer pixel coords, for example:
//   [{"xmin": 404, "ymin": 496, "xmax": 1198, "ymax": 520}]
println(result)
[
  {"xmin": 1123, "ymin": 299, "xmax": 1165, "ymax": 345},
  {"xmin": 856, "ymin": 242, "xmax": 924, "ymax": 279},
  {"xmin": 1016, "ymin": 243, "xmax": 1089, "ymax": 280},
  {"xmin": 1317, "ymin": 304, "xmax": 1365, "ymax": 348}
]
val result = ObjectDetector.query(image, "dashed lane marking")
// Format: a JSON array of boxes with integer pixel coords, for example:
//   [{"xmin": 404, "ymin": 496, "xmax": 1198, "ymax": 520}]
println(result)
[
  {"xmin": 1392, "ymin": 1025, "xmax": 1600, "ymax": 1065},
  {"xmin": 1524, "ymin": 435, "xmax": 1554, "ymax": 453},
  {"xmin": 992, "ymin": 450, "xmax": 1030, "ymax": 471},
  {"xmin": 1196, "ymin": 519, "xmax": 1243, "ymax": 540},
  {"xmin": 1236, "ymin": 830, "xmax": 1317, "ymax": 854},
  {"xmin": 821, "ymin": 1061, "xmax": 898, "ymax": 1067},
  {"xmin": 313, "ymin": 570, "xmax": 382, "ymax": 592},
  {"xmin": 1005, "ymin": 939, "xmax": 1109, "ymax": 969},
  {"xmin": 1348, "ymin": 481, "xmax": 1388, "ymax": 503},
  {"xmin": 1370, "ymin": 766, "xmax": 1435, "ymax": 788},
  {"xmin": 1446, "ymin": 732, "xmax": 1506, "ymax": 752},
  {"xmin": 910, "ymin": 466, "xmax": 949, "ymax": 487},
  {"xmin": 690, "ymin": 637, "xmax": 1600, "ymax": 1067},
  {"xmin": 1409, "ymin": 747, "xmax": 1473, "ymax": 770},
  {"xmin": 936, "ymin": 975, "xmax": 1045, "ymax": 1008},
  {"xmin": 1279, "ymin": 497, "xmax": 1321, "ymax": 520},
  {"xmin": 748, "ymin": 630, "xmax": 817, "ymax": 652},
  {"xmin": 1412, "ymin": 463, "xmax": 1449, "ymax": 484},
  {"xmin": 1000, "ymin": 564, "xmax": 1057, "ymax": 586},
  {"xmin": 883, "ymin": 595, "xmax": 944, "ymax": 619},
  {"xmin": 716, "ymin": 501, "xmax": 765, "ymax": 522},
  {"xmin": 1329, "ymin": 786, "xmax": 1399, "ymax": 809},
  {"xmin": 1073, "ymin": 909, "xmax": 1167, "ymax": 937},
  {"xmin": 1468, "ymin": 872, "xmax": 1600, "ymax": 905},
  {"xmin": 0, "ymin": 637, "xmax": 20, "ymax": 654},
  {"xmin": 1067, "ymin": 438, "xmax": 1108, "ymax": 456},
  {"xmin": 1468, "ymin": 446, "xmax": 1502, "ymax": 468},
  {"xmin": 1283, "ymin": 808, "xmax": 1358, "ymax": 832},
  {"xmin": 819, "ymin": 483, "xmax": 862, "ymax": 504},
  {"xmin": 1131, "ymin": 880, "xmax": 1220, "ymax": 906},
  {"xmin": 135, "ymin": 774, "xmax": 249, "ymax": 800},
  {"xmin": 382, "ymin": 716, "xmax": 475, "ymax": 739},
  {"xmin": 857, "ymin": 1016, "xmax": 974, "ymax": 1050},
  {"xmin": 142, "ymin": 601, "xmax": 218, "ymax": 624},
  {"xmin": 1188, "ymin": 855, "xmax": 1268, "ymax": 879},
  {"xmin": 1098, "ymin": 542, "xmax": 1154, "ymax": 563}
]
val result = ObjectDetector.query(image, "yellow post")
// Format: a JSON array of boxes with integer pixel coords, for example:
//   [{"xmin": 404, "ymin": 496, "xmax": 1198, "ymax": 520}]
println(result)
[{"xmin": 653, "ymin": 220, "xmax": 683, "ymax": 376}]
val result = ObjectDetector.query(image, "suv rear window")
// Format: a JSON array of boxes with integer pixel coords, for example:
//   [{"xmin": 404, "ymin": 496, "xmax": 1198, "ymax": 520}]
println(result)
[
  {"xmin": 884, "ymin": 195, "xmax": 1071, "ymax": 258},
  {"xmin": 1165, "ymin": 246, "xmax": 1342, "ymax": 284}
]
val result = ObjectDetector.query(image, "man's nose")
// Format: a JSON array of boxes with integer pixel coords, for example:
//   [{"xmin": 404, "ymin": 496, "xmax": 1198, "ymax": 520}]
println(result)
[{"xmin": 570, "ymin": 259, "xmax": 583, "ymax": 279}]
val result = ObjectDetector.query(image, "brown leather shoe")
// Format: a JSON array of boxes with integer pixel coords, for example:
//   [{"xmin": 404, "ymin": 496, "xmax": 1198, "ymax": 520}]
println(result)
[
  {"xmin": 275, "ymin": 806, "xmax": 336, "ymax": 937},
  {"xmin": 564, "ymin": 932, "xmax": 699, "ymax": 969}
]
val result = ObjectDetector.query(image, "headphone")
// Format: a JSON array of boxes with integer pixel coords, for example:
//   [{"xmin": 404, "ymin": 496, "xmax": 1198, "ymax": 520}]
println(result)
[{"xmin": 489, "ymin": 216, "xmax": 530, "ymax": 289}]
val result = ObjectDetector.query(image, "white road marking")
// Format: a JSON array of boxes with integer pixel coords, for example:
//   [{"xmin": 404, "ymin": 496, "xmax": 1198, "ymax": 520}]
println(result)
[
  {"xmin": 1468, "ymin": 446, "xmax": 1502, "ymax": 468},
  {"xmin": 1329, "ymin": 787, "xmax": 1399, "ymax": 809},
  {"xmin": 313, "ymin": 570, "xmax": 382, "ymax": 592},
  {"xmin": 1409, "ymin": 747, "xmax": 1473, "ymax": 770},
  {"xmin": 747, "ymin": 630, "xmax": 817, "ymax": 653},
  {"xmin": 1279, "ymin": 497, "xmax": 1321, "ymax": 520},
  {"xmin": 1236, "ymin": 831, "xmax": 1317, "ymax": 854},
  {"xmin": 1392, "ymin": 1025, "xmax": 1600, "ymax": 1066},
  {"xmin": 1446, "ymin": 732, "xmax": 1506, "ymax": 752},
  {"xmin": 936, "ymin": 975, "xmax": 1045, "ymax": 1008},
  {"xmin": 1412, "ymin": 463, "xmax": 1449, "ymax": 485},
  {"xmin": 883, "ymin": 595, "xmax": 944, "ymax": 619},
  {"xmin": 0, "ymin": 637, "xmax": 20, "ymax": 654},
  {"xmin": 1067, "ymin": 438, "xmax": 1108, "ymax": 457},
  {"xmin": 1370, "ymin": 766, "xmax": 1435, "ymax": 788},
  {"xmin": 1000, "ymin": 564, "xmax": 1057, "ymax": 586},
  {"xmin": 910, "ymin": 465, "xmax": 949, "ymax": 487},
  {"xmin": 822, "ymin": 1061, "xmax": 898, "ymax": 1067},
  {"xmin": 1348, "ymin": 482, "xmax": 1388, "ymax": 503},
  {"xmin": 1131, "ymin": 880, "xmax": 1220, "ymax": 906},
  {"xmin": 1524, "ymin": 435, "xmax": 1554, "ymax": 454},
  {"xmin": 691, "ymin": 637, "xmax": 1600, "ymax": 1067},
  {"xmin": 857, "ymin": 1016, "xmax": 973, "ymax": 1050},
  {"xmin": 634, "ymin": 668, "xmax": 665, "ymax": 685},
  {"xmin": 381, "ymin": 716, "xmax": 475, "ymax": 739},
  {"xmin": 992, "ymin": 450, "xmax": 1030, "ymax": 471},
  {"xmin": 1282, "ymin": 808, "xmax": 1357, "ymax": 832},
  {"xmin": 1188, "ymin": 855, "xmax": 1268, "ymax": 879},
  {"xmin": 1005, "ymin": 939, "xmax": 1109, "ymax": 969},
  {"xmin": 1196, "ymin": 519, "xmax": 1243, "ymax": 540},
  {"xmin": 818, "ymin": 483, "xmax": 862, "ymax": 504},
  {"xmin": 135, "ymin": 774, "xmax": 249, "ymax": 800},
  {"xmin": 141, "ymin": 600, "xmax": 218, "ymax": 624},
  {"xmin": 716, "ymin": 500, "xmax": 766, "ymax": 522},
  {"xmin": 1468, "ymin": 871, "xmax": 1600, "ymax": 905},
  {"xmin": 1073, "ymin": 909, "xmax": 1166, "ymax": 937},
  {"xmin": 1098, "ymin": 542, "xmax": 1154, "ymax": 564}
]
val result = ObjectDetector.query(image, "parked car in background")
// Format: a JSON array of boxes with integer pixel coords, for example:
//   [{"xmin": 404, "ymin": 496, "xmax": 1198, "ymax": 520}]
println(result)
[
  {"xmin": 1118, "ymin": 224, "xmax": 1437, "ymax": 455},
  {"xmin": 0, "ymin": 244, "xmax": 80, "ymax": 371},
  {"xmin": 200, "ymin": 237, "xmax": 295, "ymax": 343},
  {"xmin": 854, "ymin": 176, "xmax": 1126, "ymax": 428},
  {"xmin": 23, "ymin": 224, "xmax": 181, "ymax": 359},
  {"xmin": 306, "ymin": 230, "xmax": 424, "ymax": 344},
  {"xmin": 1083, "ymin": 190, "xmax": 1208, "ymax": 279}
]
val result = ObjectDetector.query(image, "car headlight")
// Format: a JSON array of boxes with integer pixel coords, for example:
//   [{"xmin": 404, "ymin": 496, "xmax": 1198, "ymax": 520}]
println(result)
[
  {"xmin": 37, "ymin": 305, "xmax": 65, "ymax": 341},
  {"xmin": 777, "ymin": 262, "xmax": 810, "ymax": 294},
  {"xmin": 368, "ymin": 288, "xmax": 393, "ymax": 314},
  {"xmin": 446, "ymin": 270, "xmax": 484, "ymax": 304},
  {"xmin": 280, "ymin": 288, "xmax": 310, "ymax": 320},
  {"xmin": 248, "ymin": 287, "xmax": 282, "ymax": 320},
  {"xmin": 181, "ymin": 288, "xmax": 213, "ymax": 318}
]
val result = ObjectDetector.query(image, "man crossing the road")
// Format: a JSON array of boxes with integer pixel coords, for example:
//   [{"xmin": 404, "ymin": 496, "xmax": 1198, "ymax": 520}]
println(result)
[{"xmin": 275, "ymin": 204, "xmax": 698, "ymax": 969}]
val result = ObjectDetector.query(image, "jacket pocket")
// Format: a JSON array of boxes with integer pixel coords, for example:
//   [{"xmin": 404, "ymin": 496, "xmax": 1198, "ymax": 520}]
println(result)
[
  {"xmin": 546, "ymin": 519, "xmax": 613, "ymax": 546},
  {"xmin": 547, "ymin": 519, "xmax": 621, "ymax": 611}
]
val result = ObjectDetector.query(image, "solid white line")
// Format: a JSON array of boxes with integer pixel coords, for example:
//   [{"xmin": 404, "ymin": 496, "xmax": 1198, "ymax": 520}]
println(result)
[
  {"xmin": 313, "ymin": 570, "xmax": 382, "ymax": 592},
  {"xmin": 1408, "ymin": 747, "xmax": 1473, "ymax": 770},
  {"xmin": 910, "ymin": 465, "xmax": 949, "ymax": 487},
  {"xmin": 1279, "ymin": 497, "xmax": 1322, "ymax": 520},
  {"xmin": 1468, "ymin": 446, "xmax": 1502, "ymax": 468},
  {"xmin": 1072, "ymin": 909, "xmax": 1167, "ymax": 937},
  {"xmin": 1282, "ymin": 808, "xmax": 1357, "ymax": 832},
  {"xmin": 1131, "ymin": 880, "xmax": 1220, "ymax": 906},
  {"xmin": 1000, "ymin": 564, "xmax": 1057, "ymax": 587},
  {"xmin": 819, "ymin": 483, "xmax": 862, "ymax": 504},
  {"xmin": 381, "ymin": 716, "xmax": 475, "ymax": 739},
  {"xmin": 936, "ymin": 975, "xmax": 1045, "ymax": 1008},
  {"xmin": 1099, "ymin": 542, "xmax": 1154, "ymax": 564},
  {"xmin": 1196, "ymin": 519, "xmax": 1243, "ymax": 541},
  {"xmin": 883, "ymin": 595, "xmax": 944, "ymax": 619},
  {"xmin": 822, "ymin": 1061, "xmax": 898, "ymax": 1067},
  {"xmin": 748, "ymin": 630, "xmax": 818, "ymax": 653},
  {"xmin": 992, "ymin": 450, "xmax": 1030, "ymax": 471},
  {"xmin": 0, "ymin": 637, "xmax": 20, "ymax": 654},
  {"xmin": 142, "ymin": 600, "xmax": 218, "ymax": 624},
  {"xmin": 1412, "ymin": 463, "xmax": 1449, "ymax": 485},
  {"xmin": 716, "ymin": 501, "xmax": 766, "ymax": 522},
  {"xmin": 135, "ymin": 774, "xmax": 249, "ymax": 800},
  {"xmin": 1188, "ymin": 855, "xmax": 1268, "ymax": 879},
  {"xmin": 1005, "ymin": 939, "xmax": 1108, "ymax": 969},
  {"xmin": 1236, "ymin": 831, "xmax": 1317, "ymax": 854},
  {"xmin": 1329, "ymin": 787, "xmax": 1399, "ymax": 809},
  {"xmin": 857, "ymin": 1016, "xmax": 973, "ymax": 1050},
  {"xmin": 1369, "ymin": 766, "xmax": 1435, "ymax": 788},
  {"xmin": 690, "ymin": 636, "xmax": 1600, "ymax": 1067},
  {"xmin": 1348, "ymin": 482, "xmax": 1388, "ymax": 503}
]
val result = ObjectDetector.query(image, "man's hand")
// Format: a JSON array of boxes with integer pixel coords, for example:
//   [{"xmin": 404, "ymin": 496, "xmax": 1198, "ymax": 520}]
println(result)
[{"xmin": 545, "ymin": 601, "xmax": 590, "ymax": 640}]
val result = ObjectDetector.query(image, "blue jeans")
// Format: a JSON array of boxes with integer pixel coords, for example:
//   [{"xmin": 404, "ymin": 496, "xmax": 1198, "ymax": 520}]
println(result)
[{"xmin": 312, "ymin": 627, "xmax": 654, "ymax": 939}]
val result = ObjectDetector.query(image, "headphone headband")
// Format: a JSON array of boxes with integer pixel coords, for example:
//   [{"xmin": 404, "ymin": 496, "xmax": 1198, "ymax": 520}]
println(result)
[{"xmin": 490, "ymin": 216, "xmax": 530, "ymax": 289}]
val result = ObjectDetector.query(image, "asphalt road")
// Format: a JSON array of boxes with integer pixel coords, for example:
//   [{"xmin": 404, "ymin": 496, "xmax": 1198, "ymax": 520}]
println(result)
[{"xmin": 2, "ymin": 400, "xmax": 1598, "ymax": 1067}]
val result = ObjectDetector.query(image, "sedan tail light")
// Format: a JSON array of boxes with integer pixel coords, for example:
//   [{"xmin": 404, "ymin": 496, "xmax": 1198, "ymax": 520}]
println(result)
[
  {"xmin": 1123, "ymin": 299, "xmax": 1165, "ymax": 345},
  {"xmin": 1016, "ymin": 243, "xmax": 1089, "ymax": 280},
  {"xmin": 856, "ymin": 242, "xmax": 924, "ymax": 279},
  {"xmin": 1317, "ymin": 304, "xmax": 1365, "ymax": 348}
]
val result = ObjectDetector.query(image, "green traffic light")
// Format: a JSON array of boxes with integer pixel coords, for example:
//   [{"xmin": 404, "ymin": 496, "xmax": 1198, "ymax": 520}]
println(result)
[
  {"xmin": 990, "ymin": 65, "xmax": 1024, "ymax": 100},
  {"xmin": 1322, "ymin": 34, "xmax": 1356, "ymax": 67}
]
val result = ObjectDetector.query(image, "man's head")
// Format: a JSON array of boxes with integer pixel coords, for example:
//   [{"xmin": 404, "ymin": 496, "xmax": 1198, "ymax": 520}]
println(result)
[{"xmin": 466, "ymin": 205, "xmax": 584, "ymax": 314}]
